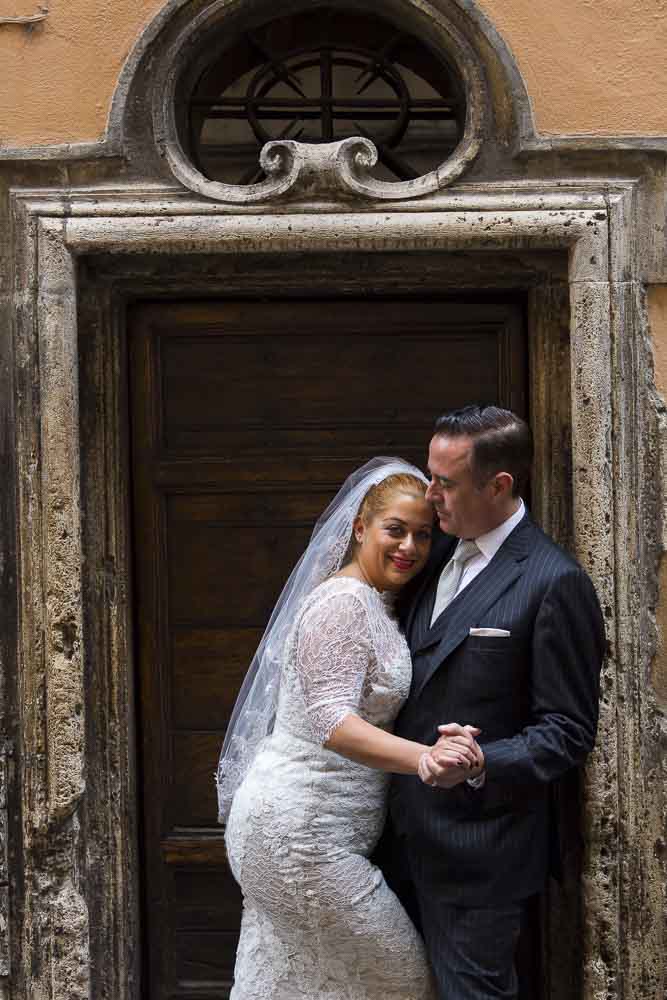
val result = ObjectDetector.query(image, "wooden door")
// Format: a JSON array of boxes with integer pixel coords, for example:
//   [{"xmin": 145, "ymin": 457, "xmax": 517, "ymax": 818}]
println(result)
[{"xmin": 129, "ymin": 299, "xmax": 527, "ymax": 999}]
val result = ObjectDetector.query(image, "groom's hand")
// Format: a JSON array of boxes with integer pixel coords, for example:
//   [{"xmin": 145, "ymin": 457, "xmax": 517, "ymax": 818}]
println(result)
[{"xmin": 420, "ymin": 723, "xmax": 485, "ymax": 788}]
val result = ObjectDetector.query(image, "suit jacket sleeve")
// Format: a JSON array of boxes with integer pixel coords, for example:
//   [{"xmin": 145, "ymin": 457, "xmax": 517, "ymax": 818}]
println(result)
[{"xmin": 480, "ymin": 565, "xmax": 605, "ymax": 793}]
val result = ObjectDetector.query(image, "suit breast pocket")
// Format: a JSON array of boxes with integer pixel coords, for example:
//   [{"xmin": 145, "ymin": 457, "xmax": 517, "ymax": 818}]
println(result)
[
  {"xmin": 465, "ymin": 634, "xmax": 526, "ymax": 654},
  {"xmin": 459, "ymin": 636, "xmax": 529, "ymax": 699}
]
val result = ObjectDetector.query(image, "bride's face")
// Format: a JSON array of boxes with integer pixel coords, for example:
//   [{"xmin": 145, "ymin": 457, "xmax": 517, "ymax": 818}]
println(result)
[{"xmin": 353, "ymin": 493, "xmax": 433, "ymax": 592}]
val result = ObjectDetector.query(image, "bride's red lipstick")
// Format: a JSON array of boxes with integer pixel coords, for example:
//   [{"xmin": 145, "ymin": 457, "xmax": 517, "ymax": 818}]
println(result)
[{"xmin": 390, "ymin": 556, "xmax": 415, "ymax": 571}]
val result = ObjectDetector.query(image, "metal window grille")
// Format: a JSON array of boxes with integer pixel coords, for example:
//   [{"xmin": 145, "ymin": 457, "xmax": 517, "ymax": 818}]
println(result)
[{"xmin": 179, "ymin": 8, "xmax": 466, "ymax": 186}]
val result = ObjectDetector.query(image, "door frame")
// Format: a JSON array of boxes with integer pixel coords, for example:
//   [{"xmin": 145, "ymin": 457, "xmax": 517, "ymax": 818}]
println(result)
[{"xmin": 8, "ymin": 181, "xmax": 650, "ymax": 1000}]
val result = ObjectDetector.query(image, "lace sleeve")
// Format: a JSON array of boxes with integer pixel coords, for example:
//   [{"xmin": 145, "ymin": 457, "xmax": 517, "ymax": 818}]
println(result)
[{"xmin": 295, "ymin": 589, "xmax": 372, "ymax": 745}]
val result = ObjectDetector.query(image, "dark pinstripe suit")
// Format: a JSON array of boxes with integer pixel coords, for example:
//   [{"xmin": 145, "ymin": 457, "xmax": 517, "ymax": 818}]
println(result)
[{"xmin": 387, "ymin": 513, "xmax": 605, "ymax": 997}]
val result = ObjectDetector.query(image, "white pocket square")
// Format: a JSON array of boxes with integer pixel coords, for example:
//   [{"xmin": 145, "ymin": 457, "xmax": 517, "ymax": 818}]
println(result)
[{"xmin": 469, "ymin": 627, "xmax": 511, "ymax": 637}]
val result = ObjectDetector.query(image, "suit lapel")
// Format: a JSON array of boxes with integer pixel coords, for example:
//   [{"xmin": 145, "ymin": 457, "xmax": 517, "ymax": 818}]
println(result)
[{"xmin": 412, "ymin": 516, "xmax": 535, "ymax": 699}]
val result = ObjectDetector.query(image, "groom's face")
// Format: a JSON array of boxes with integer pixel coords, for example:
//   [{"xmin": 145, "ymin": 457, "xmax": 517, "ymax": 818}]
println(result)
[{"xmin": 426, "ymin": 434, "xmax": 497, "ymax": 539}]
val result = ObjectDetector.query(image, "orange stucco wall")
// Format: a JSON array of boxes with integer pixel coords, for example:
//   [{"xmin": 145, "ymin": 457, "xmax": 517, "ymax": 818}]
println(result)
[
  {"xmin": 0, "ymin": 0, "xmax": 666, "ymax": 147},
  {"xmin": 0, "ymin": 0, "xmax": 163, "ymax": 146},
  {"xmin": 476, "ymin": 0, "xmax": 667, "ymax": 136}
]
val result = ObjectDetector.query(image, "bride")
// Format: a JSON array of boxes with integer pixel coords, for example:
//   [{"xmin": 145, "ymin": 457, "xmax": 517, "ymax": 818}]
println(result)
[{"xmin": 217, "ymin": 458, "xmax": 480, "ymax": 1000}]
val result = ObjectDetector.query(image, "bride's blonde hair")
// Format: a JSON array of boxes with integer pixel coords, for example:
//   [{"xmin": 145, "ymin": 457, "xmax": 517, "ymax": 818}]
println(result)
[{"xmin": 358, "ymin": 472, "xmax": 427, "ymax": 522}]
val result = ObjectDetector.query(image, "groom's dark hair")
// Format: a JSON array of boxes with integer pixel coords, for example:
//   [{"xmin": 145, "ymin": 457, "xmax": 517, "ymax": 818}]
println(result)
[{"xmin": 433, "ymin": 405, "xmax": 533, "ymax": 497}]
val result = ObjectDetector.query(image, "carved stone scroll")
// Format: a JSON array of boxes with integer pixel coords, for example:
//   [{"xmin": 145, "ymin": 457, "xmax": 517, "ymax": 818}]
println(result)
[{"xmin": 162, "ymin": 132, "xmax": 485, "ymax": 204}]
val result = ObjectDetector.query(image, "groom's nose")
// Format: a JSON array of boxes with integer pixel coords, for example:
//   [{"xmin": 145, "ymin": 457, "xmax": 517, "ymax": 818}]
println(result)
[{"xmin": 425, "ymin": 478, "xmax": 440, "ymax": 502}]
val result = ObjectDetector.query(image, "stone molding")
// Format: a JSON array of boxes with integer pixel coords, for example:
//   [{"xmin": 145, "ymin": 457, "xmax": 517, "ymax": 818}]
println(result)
[{"xmin": 6, "ymin": 180, "xmax": 664, "ymax": 999}]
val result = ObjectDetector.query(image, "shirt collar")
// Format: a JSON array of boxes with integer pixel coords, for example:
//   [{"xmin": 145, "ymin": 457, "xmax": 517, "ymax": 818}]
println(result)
[{"xmin": 472, "ymin": 499, "xmax": 526, "ymax": 563}]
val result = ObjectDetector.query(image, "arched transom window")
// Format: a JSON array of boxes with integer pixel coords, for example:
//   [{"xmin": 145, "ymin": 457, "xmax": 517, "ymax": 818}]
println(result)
[{"xmin": 177, "ymin": 7, "xmax": 467, "ymax": 187}]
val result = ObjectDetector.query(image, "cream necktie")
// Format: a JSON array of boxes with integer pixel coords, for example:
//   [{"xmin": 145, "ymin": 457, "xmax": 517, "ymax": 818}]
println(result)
[{"xmin": 430, "ymin": 539, "xmax": 480, "ymax": 626}]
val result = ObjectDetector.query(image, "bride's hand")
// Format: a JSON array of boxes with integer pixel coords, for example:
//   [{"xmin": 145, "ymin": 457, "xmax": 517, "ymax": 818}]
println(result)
[
  {"xmin": 418, "ymin": 747, "xmax": 464, "ymax": 786},
  {"xmin": 418, "ymin": 740, "xmax": 477, "ymax": 786}
]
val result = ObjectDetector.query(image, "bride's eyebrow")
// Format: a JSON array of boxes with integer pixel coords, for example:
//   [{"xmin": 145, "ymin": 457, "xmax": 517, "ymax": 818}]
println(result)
[{"xmin": 382, "ymin": 517, "xmax": 432, "ymax": 529}]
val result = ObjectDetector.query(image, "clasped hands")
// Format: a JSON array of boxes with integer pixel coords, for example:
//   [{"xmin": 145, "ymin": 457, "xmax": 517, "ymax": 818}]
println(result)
[{"xmin": 418, "ymin": 723, "xmax": 484, "ymax": 788}]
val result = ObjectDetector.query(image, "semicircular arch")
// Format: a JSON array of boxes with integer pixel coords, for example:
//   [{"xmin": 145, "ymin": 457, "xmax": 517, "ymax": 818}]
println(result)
[{"xmin": 110, "ymin": 0, "xmax": 537, "ymax": 194}]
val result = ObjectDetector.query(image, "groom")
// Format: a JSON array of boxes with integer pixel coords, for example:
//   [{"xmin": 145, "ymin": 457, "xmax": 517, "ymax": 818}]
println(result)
[{"xmin": 388, "ymin": 405, "xmax": 605, "ymax": 999}]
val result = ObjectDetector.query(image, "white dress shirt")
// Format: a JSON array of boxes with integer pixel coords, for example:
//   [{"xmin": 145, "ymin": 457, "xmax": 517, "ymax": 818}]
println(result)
[
  {"xmin": 446, "ymin": 499, "xmax": 526, "ymax": 602},
  {"xmin": 436, "ymin": 499, "xmax": 525, "ymax": 790}
]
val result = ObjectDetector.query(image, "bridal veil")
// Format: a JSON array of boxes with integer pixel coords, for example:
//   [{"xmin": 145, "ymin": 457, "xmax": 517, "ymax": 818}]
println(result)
[{"xmin": 216, "ymin": 456, "xmax": 428, "ymax": 821}]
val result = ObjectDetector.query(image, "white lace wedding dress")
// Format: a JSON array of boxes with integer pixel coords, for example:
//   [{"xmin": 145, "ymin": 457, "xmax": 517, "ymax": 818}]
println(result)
[{"xmin": 225, "ymin": 575, "xmax": 435, "ymax": 1000}]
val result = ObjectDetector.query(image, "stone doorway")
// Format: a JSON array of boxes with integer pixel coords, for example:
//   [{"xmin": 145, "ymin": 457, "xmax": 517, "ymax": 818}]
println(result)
[{"xmin": 9, "ymin": 188, "xmax": 634, "ymax": 1000}]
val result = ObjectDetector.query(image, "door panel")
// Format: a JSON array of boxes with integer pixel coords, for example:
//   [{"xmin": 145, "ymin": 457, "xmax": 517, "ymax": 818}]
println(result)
[{"xmin": 129, "ymin": 299, "xmax": 528, "ymax": 999}]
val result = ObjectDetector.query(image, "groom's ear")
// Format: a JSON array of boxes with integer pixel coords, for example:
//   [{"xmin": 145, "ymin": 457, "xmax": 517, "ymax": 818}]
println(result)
[{"xmin": 490, "ymin": 471, "xmax": 514, "ymax": 498}]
